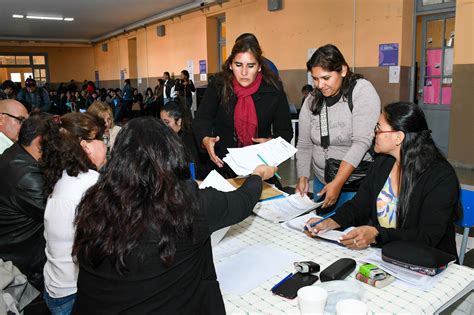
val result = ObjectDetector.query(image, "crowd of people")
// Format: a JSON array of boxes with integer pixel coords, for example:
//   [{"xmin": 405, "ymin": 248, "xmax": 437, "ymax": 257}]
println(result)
[{"xmin": 0, "ymin": 33, "xmax": 462, "ymax": 314}]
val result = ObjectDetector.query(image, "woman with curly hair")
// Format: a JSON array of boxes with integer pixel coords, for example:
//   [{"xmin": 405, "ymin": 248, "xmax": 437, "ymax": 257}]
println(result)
[
  {"xmin": 40, "ymin": 112, "xmax": 106, "ymax": 315},
  {"xmin": 71, "ymin": 117, "xmax": 275, "ymax": 314}
]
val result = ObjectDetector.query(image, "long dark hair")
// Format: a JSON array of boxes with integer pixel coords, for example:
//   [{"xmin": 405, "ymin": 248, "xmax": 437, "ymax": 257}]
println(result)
[
  {"xmin": 40, "ymin": 112, "xmax": 104, "ymax": 196},
  {"xmin": 306, "ymin": 44, "xmax": 363, "ymax": 115},
  {"xmin": 220, "ymin": 37, "xmax": 280, "ymax": 106},
  {"xmin": 73, "ymin": 117, "xmax": 197, "ymax": 273},
  {"xmin": 384, "ymin": 102, "xmax": 460, "ymax": 226},
  {"xmin": 161, "ymin": 101, "xmax": 192, "ymax": 134}
]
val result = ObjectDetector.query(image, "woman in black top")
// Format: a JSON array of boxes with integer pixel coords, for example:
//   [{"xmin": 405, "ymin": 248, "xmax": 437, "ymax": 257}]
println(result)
[
  {"xmin": 72, "ymin": 117, "xmax": 275, "ymax": 314},
  {"xmin": 193, "ymin": 36, "xmax": 292, "ymax": 172},
  {"xmin": 175, "ymin": 69, "xmax": 196, "ymax": 109},
  {"xmin": 307, "ymin": 102, "xmax": 460, "ymax": 257},
  {"xmin": 161, "ymin": 101, "xmax": 209, "ymax": 179}
]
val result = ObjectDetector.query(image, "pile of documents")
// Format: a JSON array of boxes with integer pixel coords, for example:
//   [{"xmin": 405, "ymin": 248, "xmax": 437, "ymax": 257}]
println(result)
[
  {"xmin": 253, "ymin": 194, "xmax": 322, "ymax": 223},
  {"xmin": 223, "ymin": 137, "xmax": 297, "ymax": 176}
]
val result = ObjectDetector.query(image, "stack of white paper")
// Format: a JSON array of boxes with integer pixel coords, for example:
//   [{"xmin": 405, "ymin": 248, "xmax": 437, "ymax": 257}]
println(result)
[
  {"xmin": 253, "ymin": 194, "xmax": 322, "ymax": 222},
  {"xmin": 223, "ymin": 137, "xmax": 297, "ymax": 176}
]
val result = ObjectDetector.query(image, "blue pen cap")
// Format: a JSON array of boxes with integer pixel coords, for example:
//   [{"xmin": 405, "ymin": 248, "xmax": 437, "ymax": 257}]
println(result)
[{"xmin": 189, "ymin": 162, "xmax": 196, "ymax": 180}]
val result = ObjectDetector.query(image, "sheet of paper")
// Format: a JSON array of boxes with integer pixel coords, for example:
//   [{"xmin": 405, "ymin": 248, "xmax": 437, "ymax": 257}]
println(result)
[
  {"xmin": 199, "ymin": 170, "xmax": 236, "ymax": 192},
  {"xmin": 215, "ymin": 244, "xmax": 303, "ymax": 295},
  {"xmin": 253, "ymin": 194, "xmax": 322, "ymax": 222},
  {"xmin": 212, "ymin": 238, "xmax": 247, "ymax": 261},
  {"xmin": 225, "ymin": 137, "xmax": 297, "ymax": 176},
  {"xmin": 363, "ymin": 252, "xmax": 442, "ymax": 291}
]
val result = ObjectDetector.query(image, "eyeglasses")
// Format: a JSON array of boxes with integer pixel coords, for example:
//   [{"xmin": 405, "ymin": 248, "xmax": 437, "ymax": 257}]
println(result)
[
  {"xmin": 83, "ymin": 135, "xmax": 109, "ymax": 145},
  {"xmin": 374, "ymin": 123, "xmax": 398, "ymax": 135},
  {"xmin": 1, "ymin": 112, "xmax": 26, "ymax": 125}
]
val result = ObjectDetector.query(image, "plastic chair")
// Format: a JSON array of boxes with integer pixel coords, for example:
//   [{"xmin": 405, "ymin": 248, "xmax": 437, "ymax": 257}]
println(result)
[{"xmin": 456, "ymin": 187, "xmax": 474, "ymax": 265}]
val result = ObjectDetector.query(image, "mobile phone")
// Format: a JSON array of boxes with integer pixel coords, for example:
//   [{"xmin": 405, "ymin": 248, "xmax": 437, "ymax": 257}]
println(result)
[{"xmin": 271, "ymin": 272, "xmax": 319, "ymax": 299}]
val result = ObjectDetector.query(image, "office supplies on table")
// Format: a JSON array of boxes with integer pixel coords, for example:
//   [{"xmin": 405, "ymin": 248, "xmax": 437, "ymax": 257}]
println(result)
[
  {"xmin": 253, "ymin": 194, "xmax": 322, "ymax": 223},
  {"xmin": 356, "ymin": 272, "xmax": 395, "ymax": 288},
  {"xmin": 294, "ymin": 261, "xmax": 320, "ymax": 274},
  {"xmin": 320, "ymin": 258, "xmax": 356, "ymax": 282},
  {"xmin": 271, "ymin": 272, "xmax": 319, "ymax": 299},
  {"xmin": 359, "ymin": 263, "xmax": 386, "ymax": 280}
]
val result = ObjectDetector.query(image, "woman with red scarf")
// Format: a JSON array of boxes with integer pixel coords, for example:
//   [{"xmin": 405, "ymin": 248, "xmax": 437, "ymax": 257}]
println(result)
[{"xmin": 193, "ymin": 37, "xmax": 293, "ymax": 178}]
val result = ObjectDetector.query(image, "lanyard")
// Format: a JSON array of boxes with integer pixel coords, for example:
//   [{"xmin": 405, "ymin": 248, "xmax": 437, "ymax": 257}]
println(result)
[{"xmin": 319, "ymin": 100, "xmax": 330, "ymax": 151}]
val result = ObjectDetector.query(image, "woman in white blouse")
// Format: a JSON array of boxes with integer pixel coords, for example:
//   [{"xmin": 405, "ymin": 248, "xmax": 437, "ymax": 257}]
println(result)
[{"xmin": 40, "ymin": 112, "xmax": 106, "ymax": 315}]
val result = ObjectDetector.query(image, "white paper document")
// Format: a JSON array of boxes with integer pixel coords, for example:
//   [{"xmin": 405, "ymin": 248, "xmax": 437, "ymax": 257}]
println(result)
[
  {"xmin": 363, "ymin": 252, "xmax": 442, "ymax": 291},
  {"xmin": 223, "ymin": 137, "xmax": 297, "ymax": 176},
  {"xmin": 253, "ymin": 194, "xmax": 322, "ymax": 223},
  {"xmin": 215, "ymin": 244, "xmax": 303, "ymax": 295},
  {"xmin": 199, "ymin": 170, "xmax": 236, "ymax": 192},
  {"xmin": 212, "ymin": 238, "xmax": 247, "ymax": 261},
  {"xmin": 282, "ymin": 213, "xmax": 354, "ymax": 243}
]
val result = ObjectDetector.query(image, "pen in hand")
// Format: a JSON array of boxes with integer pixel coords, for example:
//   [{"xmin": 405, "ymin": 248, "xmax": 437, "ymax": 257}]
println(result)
[
  {"xmin": 256, "ymin": 153, "xmax": 281, "ymax": 180},
  {"xmin": 304, "ymin": 210, "xmax": 337, "ymax": 232}
]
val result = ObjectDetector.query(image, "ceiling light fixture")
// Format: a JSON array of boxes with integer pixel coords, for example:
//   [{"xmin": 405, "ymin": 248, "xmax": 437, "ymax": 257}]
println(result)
[
  {"xmin": 26, "ymin": 15, "xmax": 64, "ymax": 21},
  {"xmin": 64, "ymin": 17, "xmax": 74, "ymax": 21},
  {"xmin": 12, "ymin": 14, "xmax": 24, "ymax": 18}
]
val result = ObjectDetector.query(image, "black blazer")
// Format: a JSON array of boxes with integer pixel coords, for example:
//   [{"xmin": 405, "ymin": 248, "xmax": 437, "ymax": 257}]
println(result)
[
  {"xmin": 332, "ymin": 154, "xmax": 459, "ymax": 257},
  {"xmin": 193, "ymin": 77, "xmax": 293, "ymax": 158},
  {"xmin": 73, "ymin": 176, "xmax": 263, "ymax": 314}
]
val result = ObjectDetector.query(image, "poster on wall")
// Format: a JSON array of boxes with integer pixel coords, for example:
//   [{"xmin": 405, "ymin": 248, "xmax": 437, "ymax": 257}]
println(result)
[
  {"xmin": 199, "ymin": 60, "xmax": 207, "ymax": 81},
  {"xmin": 187, "ymin": 60, "xmax": 194, "ymax": 83},
  {"xmin": 379, "ymin": 43, "xmax": 399, "ymax": 66}
]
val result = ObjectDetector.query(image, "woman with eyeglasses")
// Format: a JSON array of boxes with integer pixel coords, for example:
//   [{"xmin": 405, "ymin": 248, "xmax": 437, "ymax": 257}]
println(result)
[
  {"xmin": 306, "ymin": 102, "xmax": 460, "ymax": 257},
  {"xmin": 40, "ymin": 112, "xmax": 107, "ymax": 315},
  {"xmin": 296, "ymin": 44, "xmax": 381, "ymax": 210}
]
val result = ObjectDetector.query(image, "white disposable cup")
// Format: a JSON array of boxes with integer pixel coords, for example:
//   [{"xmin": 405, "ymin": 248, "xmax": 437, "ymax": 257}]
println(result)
[
  {"xmin": 336, "ymin": 299, "xmax": 368, "ymax": 315},
  {"xmin": 297, "ymin": 286, "xmax": 328, "ymax": 315}
]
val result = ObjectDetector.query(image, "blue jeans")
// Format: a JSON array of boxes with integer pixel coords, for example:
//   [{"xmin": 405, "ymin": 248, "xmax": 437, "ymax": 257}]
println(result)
[
  {"xmin": 43, "ymin": 291, "xmax": 76, "ymax": 315},
  {"xmin": 313, "ymin": 177, "xmax": 356, "ymax": 211}
]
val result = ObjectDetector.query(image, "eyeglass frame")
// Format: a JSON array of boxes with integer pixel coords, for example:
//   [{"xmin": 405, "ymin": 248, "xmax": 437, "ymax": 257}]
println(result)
[
  {"xmin": 82, "ymin": 134, "xmax": 109, "ymax": 146},
  {"xmin": 1, "ymin": 112, "xmax": 26, "ymax": 125},
  {"xmin": 374, "ymin": 123, "xmax": 399, "ymax": 135}
]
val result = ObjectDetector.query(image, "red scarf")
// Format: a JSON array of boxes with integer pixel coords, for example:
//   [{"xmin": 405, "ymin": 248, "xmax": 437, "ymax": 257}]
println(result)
[{"xmin": 233, "ymin": 72, "xmax": 262, "ymax": 147}]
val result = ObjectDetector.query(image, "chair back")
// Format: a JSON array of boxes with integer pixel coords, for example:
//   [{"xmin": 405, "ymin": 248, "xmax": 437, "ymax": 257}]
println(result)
[{"xmin": 458, "ymin": 187, "xmax": 474, "ymax": 228}]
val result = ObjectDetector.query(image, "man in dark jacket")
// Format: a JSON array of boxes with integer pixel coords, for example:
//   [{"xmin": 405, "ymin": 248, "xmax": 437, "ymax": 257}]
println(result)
[
  {"xmin": 17, "ymin": 78, "xmax": 51, "ymax": 113},
  {"xmin": 0, "ymin": 112, "xmax": 52, "ymax": 291}
]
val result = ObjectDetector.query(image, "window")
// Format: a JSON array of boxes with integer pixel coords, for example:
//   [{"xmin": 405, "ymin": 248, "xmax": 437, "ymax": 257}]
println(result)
[
  {"xmin": 417, "ymin": 0, "xmax": 456, "ymax": 12},
  {"xmin": 10, "ymin": 73, "xmax": 21, "ymax": 82},
  {"xmin": 33, "ymin": 55, "xmax": 45, "ymax": 65},
  {"xmin": 217, "ymin": 16, "xmax": 226, "ymax": 69}
]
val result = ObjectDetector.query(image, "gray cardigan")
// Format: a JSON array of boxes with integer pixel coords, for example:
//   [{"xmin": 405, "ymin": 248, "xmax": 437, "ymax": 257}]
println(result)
[{"xmin": 296, "ymin": 79, "xmax": 380, "ymax": 183}]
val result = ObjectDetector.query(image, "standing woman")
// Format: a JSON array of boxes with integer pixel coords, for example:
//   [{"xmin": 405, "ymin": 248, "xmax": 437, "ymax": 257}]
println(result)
[
  {"xmin": 176, "ymin": 69, "xmax": 196, "ymax": 109},
  {"xmin": 193, "ymin": 37, "xmax": 293, "ymax": 176},
  {"xmin": 40, "ymin": 112, "xmax": 106, "ymax": 315},
  {"xmin": 306, "ymin": 102, "xmax": 460, "ymax": 258},
  {"xmin": 71, "ymin": 117, "xmax": 275, "ymax": 314},
  {"xmin": 296, "ymin": 44, "xmax": 380, "ymax": 209}
]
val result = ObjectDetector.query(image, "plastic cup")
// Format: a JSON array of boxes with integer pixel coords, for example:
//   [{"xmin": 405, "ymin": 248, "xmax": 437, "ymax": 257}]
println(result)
[
  {"xmin": 297, "ymin": 286, "xmax": 328, "ymax": 315},
  {"xmin": 336, "ymin": 299, "xmax": 368, "ymax": 315}
]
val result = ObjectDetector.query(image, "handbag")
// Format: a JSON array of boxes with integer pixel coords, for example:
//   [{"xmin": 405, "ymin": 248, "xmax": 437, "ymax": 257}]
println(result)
[
  {"xmin": 319, "ymin": 84, "xmax": 373, "ymax": 192},
  {"xmin": 381, "ymin": 240, "xmax": 456, "ymax": 276}
]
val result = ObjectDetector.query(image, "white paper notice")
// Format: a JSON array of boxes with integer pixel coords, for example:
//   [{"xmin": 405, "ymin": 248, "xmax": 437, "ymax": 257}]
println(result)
[
  {"xmin": 215, "ymin": 244, "xmax": 303, "ymax": 295},
  {"xmin": 254, "ymin": 194, "xmax": 321, "ymax": 222}
]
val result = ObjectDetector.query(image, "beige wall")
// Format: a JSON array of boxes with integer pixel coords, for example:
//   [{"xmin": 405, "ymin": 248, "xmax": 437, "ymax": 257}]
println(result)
[
  {"xmin": 0, "ymin": 44, "xmax": 94, "ymax": 84},
  {"xmin": 448, "ymin": 0, "xmax": 474, "ymax": 166}
]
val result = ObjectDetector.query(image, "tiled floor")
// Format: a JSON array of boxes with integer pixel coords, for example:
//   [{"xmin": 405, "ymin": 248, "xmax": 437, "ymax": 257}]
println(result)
[{"xmin": 278, "ymin": 158, "xmax": 474, "ymax": 268}]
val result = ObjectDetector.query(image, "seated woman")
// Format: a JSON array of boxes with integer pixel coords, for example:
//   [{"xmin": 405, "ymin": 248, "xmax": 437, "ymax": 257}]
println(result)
[
  {"xmin": 306, "ymin": 102, "xmax": 460, "ymax": 258},
  {"xmin": 40, "ymin": 112, "xmax": 107, "ymax": 314},
  {"xmin": 71, "ymin": 117, "xmax": 275, "ymax": 314},
  {"xmin": 161, "ymin": 101, "xmax": 208, "ymax": 179}
]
